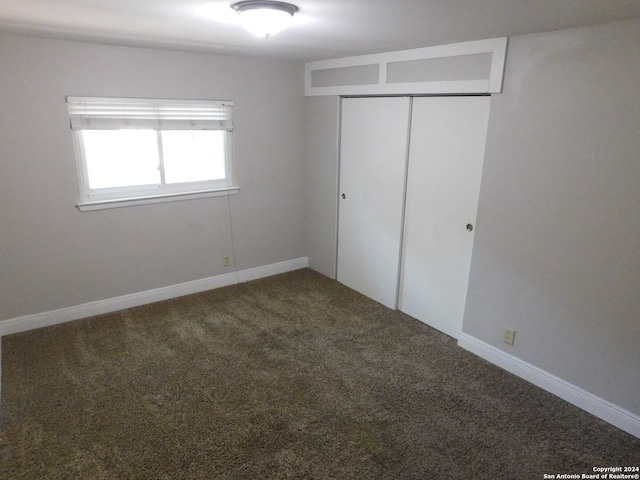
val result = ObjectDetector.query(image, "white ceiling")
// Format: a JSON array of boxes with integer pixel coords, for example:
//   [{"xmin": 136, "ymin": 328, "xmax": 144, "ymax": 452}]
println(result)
[{"xmin": 1, "ymin": 0, "xmax": 639, "ymax": 62}]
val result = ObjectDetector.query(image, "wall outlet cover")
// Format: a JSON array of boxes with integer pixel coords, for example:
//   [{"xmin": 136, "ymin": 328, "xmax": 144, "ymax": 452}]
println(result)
[{"xmin": 504, "ymin": 328, "xmax": 516, "ymax": 345}]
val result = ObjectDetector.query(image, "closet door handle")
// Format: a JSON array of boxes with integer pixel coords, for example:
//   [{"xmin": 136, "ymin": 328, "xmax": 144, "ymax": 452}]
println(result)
[{"xmin": 466, "ymin": 223, "xmax": 474, "ymax": 232}]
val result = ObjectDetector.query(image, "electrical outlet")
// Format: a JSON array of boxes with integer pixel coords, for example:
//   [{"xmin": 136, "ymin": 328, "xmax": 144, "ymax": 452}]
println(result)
[
  {"xmin": 223, "ymin": 256, "xmax": 231, "ymax": 267},
  {"xmin": 504, "ymin": 328, "xmax": 516, "ymax": 345}
]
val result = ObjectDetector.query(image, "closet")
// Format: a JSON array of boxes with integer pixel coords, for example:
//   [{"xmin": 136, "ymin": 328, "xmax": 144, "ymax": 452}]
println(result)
[{"xmin": 337, "ymin": 95, "xmax": 490, "ymax": 339}]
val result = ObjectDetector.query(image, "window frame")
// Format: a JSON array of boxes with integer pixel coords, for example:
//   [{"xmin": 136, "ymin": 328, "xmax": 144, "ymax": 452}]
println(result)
[{"xmin": 67, "ymin": 97, "xmax": 239, "ymax": 211}]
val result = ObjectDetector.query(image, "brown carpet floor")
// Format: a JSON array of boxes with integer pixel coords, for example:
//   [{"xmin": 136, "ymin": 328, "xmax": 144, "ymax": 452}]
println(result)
[{"xmin": 2, "ymin": 269, "xmax": 639, "ymax": 479}]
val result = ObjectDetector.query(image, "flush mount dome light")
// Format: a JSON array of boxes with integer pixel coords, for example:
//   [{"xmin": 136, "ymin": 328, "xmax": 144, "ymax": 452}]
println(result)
[{"xmin": 231, "ymin": 0, "xmax": 299, "ymax": 38}]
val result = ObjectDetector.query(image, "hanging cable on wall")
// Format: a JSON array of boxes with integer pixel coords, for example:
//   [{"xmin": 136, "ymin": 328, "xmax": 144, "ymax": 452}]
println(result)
[{"xmin": 225, "ymin": 189, "xmax": 241, "ymax": 285}]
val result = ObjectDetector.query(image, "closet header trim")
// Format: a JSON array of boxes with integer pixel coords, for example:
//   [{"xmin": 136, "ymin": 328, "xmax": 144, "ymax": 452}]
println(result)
[{"xmin": 305, "ymin": 37, "xmax": 507, "ymax": 97}]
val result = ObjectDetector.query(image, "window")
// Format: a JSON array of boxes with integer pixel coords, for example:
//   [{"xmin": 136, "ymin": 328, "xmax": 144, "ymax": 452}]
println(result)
[{"xmin": 67, "ymin": 97, "xmax": 237, "ymax": 211}]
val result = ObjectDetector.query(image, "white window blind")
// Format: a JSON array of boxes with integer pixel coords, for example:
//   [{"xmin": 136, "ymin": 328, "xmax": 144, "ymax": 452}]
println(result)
[
  {"xmin": 66, "ymin": 96, "xmax": 238, "ymax": 211},
  {"xmin": 67, "ymin": 97, "xmax": 233, "ymax": 131}
]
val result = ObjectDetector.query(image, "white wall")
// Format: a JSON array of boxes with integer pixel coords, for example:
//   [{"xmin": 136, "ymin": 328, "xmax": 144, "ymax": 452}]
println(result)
[
  {"xmin": 462, "ymin": 18, "xmax": 640, "ymax": 416},
  {"xmin": 305, "ymin": 96, "xmax": 339, "ymax": 278},
  {"xmin": 0, "ymin": 33, "xmax": 307, "ymax": 321}
]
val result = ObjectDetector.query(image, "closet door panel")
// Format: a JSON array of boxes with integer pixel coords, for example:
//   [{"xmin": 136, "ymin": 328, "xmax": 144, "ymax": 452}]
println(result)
[
  {"xmin": 337, "ymin": 97, "xmax": 410, "ymax": 308},
  {"xmin": 399, "ymin": 96, "xmax": 490, "ymax": 338}
]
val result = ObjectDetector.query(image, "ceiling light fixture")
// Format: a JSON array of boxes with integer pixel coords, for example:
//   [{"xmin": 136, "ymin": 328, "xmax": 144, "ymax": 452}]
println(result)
[{"xmin": 231, "ymin": 0, "xmax": 299, "ymax": 38}]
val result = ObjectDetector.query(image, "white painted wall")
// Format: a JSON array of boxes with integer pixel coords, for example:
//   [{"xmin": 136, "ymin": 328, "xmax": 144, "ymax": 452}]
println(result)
[
  {"xmin": 304, "ymin": 96, "xmax": 339, "ymax": 278},
  {"xmin": 0, "ymin": 32, "xmax": 306, "ymax": 321},
  {"xmin": 462, "ymin": 18, "xmax": 640, "ymax": 416}
]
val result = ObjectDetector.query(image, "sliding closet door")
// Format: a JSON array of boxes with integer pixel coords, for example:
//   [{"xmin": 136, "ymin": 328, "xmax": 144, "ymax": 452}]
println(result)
[
  {"xmin": 399, "ymin": 96, "xmax": 490, "ymax": 338},
  {"xmin": 337, "ymin": 97, "xmax": 410, "ymax": 309}
]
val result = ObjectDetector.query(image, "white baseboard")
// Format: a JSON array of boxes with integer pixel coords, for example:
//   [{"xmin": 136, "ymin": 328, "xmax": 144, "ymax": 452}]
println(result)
[
  {"xmin": 0, "ymin": 257, "xmax": 309, "ymax": 338},
  {"xmin": 458, "ymin": 332, "xmax": 640, "ymax": 439}
]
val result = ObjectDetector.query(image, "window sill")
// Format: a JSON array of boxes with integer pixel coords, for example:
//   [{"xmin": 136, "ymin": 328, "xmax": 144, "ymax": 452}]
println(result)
[{"xmin": 77, "ymin": 187, "xmax": 241, "ymax": 211}]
